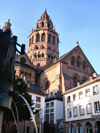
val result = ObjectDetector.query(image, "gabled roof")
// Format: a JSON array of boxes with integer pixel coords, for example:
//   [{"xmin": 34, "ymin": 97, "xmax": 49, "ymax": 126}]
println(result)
[{"xmin": 38, "ymin": 45, "xmax": 95, "ymax": 74}]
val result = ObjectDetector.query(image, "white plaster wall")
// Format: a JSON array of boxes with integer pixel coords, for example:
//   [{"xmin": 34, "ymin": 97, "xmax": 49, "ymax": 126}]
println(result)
[
  {"xmin": 56, "ymin": 100, "xmax": 63, "ymax": 120},
  {"xmin": 29, "ymin": 92, "xmax": 45, "ymax": 123},
  {"xmin": 64, "ymin": 80, "xmax": 100, "ymax": 122},
  {"xmin": 45, "ymin": 100, "xmax": 63, "ymax": 124}
]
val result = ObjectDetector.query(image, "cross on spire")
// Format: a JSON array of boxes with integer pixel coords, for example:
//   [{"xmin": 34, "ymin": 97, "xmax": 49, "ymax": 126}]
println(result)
[{"xmin": 76, "ymin": 41, "xmax": 79, "ymax": 46}]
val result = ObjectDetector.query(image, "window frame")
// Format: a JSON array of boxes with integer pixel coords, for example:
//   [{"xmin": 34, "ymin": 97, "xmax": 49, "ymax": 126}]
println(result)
[
  {"xmin": 79, "ymin": 91, "xmax": 83, "ymax": 99},
  {"xmin": 86, "ymin": 88, "xmax": 90, "ymax": 97},
  {"xmin": 94, "ymin": 101, "xmax": 100, "ymax": 113},
  {"xmin": 36, "ymin": 96, "xmax": 41, "ymax": 103},
  {"xmin": 79, "ymin": 105, "xmax": 84, "ymax": 116},
  {"xmin": 93, "ymin": 85, "xmax": 99, "ymax": 95},
  {"xmin": 86, "ymin": 103, "xmax": 92, "ymax": 114},
  {"xmin": 73, "ymin": 94, "xmax": 77, "ymax": 101},
  {"xmin": 73, "ymin": 107, "xmax": 78, "ymax": 117},
  {"xmin": 46, "ymin": 103, "xmax": 49, "ymax": 108}
]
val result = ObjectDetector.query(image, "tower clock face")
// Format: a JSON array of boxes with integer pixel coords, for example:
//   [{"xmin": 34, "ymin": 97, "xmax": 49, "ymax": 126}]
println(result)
[{"xmin": 39, "ymin": 30, "xmax": 43, "ymax": 34}]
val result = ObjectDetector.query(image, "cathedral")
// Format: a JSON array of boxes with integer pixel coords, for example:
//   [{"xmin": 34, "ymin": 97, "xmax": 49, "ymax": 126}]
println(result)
[
  {"xmin": 2, "ymin": 9, "xmax": 96, "ymax": 133},
  {"xmin": 15, "ymin": 8, "xmax": 95, "ymax": 94}
]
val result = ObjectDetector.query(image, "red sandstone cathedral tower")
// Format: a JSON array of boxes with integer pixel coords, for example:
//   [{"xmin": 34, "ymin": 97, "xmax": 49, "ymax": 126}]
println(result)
[{"xmin": 27, "ymin": 9, "xmax": 59, "ymax": 69}]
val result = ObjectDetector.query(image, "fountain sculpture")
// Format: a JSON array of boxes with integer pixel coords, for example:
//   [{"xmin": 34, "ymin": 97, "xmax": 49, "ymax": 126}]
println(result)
[{"xmin": 0, "ymin": 21, "xmax": 38, "ymax": 133}]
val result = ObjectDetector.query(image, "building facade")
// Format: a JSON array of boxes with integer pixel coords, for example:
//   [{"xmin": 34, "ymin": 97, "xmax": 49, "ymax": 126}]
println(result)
[
  {"xmin": 1, "ymin": 9, "xmax": 97, "ymax": 133},
  {"xmin": 63, "ymin": 74, "xmax": 100, "ymax": 133}
]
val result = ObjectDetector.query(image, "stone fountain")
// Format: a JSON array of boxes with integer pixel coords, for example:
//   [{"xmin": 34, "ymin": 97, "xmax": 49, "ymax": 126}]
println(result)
[{"xmin": 0, "ymin": 21, "xmax": 37, "ymax": 133}]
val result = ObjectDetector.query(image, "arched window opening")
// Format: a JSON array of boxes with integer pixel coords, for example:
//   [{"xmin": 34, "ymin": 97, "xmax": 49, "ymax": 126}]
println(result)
[
  {"xmin": 35, "ymin": 45, "xmax": 39, "ymax": 49},
  {"xmin": 85, "ymin": 122, "xmax": 93, "ymax": 133},
  {"xmin": 34, "ymin": 53, "xmax": 37, "ymax": 58},
  {"xmin": 42, "ymin": 53, "xmax": 44, "ymax": 57},
  {"xmin": 48, "ymin": 23, "xmax": 50, "ymax": 28},
  {"xmin": 42, "ymin": 22, "xmax": 44, "ymax": 27},
  {"xmin": 53, "ymin": 49, "xmax": 55, "ymax": 52},
  {"xmin": 73, "ymin": 74, "xmax": 80, "ymax": 87},
  {"xmin": 48, "ymin": 47, "xmax": 51, "ymax": 50},
  {"xmin": 29, "ymin": 38, "xmax": 31, "ymax": 47},
  {"xmin": 45, "ymin": 81, "xmax": 50, "ymax": 90},
  {"xmin": 42, "ymin": 45, "xmax": 45, "ymax": 49},
  {"xmin": 32, "ymin": 36, "xmax": 34, "ymax": 44},
  {"xmin": 68, "ymin": 124, "xmax": 74, "ymax": 133},
  {"xmin": 83, "ymin": 61, "xmax": 86, "ymax": 70},
  {"xmin": 82, "ymin": 76, "xmax": 88, "ymax": 83},
  {"xmin": 52, "ymin": 36, "xmax": 55, "ymax": 45},
  {"xmin": 36, "ymin": 34, "xmax": 40, "ymax": 42},
  {"xmin": 48, "ymin": 55, "xmax": 50, "ymax": 58},
  {"xmin": 37, "ymin": 63, "xmax": 40, "ymax": 69},
  {"xmin": 76, "ymin": 123, "xmax": 83, "ymax": 133},
  {"xmin": 77, "ymin": 56, "xmax": 82, "ymax": 68},
  {"xmin": 73, "ymin": 77, "xmax": 77, "ymax": 87},
  {"xmin": 41, "ymin": 33, "xmax": 45, "ymax": 42},
  {"xmin": 48, "ymin": 34, "xmax": 51, "ymax": 43},
  {"xmin": 51, "ymin": 56, "xmax": 53, "ymax": 59},
  {"xmin": 71, "ymin": 56, "xmax": 76, "ymax": 66}
]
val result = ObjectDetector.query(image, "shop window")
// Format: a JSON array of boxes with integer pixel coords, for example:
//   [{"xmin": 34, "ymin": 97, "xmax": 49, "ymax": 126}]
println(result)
[{"xmin": 76, "ymin": 123, "xmax": 83, "ymax": 133}]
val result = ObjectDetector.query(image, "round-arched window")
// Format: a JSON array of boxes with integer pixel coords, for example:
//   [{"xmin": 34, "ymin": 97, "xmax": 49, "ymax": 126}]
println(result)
[{"xmin": 45, "ymin": 81, "xmax": 50, "ymax": 90}]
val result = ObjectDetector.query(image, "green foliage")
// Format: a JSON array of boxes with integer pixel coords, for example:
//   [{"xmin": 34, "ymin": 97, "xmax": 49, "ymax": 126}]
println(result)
[{"xmin": 12, "ymin": 75, "xmax": 35, "ymax": 121}]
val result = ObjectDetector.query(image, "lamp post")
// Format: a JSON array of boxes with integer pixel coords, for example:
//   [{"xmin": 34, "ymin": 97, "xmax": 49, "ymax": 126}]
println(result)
[{"xmin": 91, "ymin": 114, "xmax": 100, "ymax": 133}]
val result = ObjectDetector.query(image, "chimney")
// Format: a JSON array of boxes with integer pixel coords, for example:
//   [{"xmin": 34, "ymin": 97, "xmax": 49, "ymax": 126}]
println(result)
[
  {"xmin": 77, "ymin": 82, "xmax": 80, "ymax": 86},
  {"xmin": 89, "ymin": 76, "xmax": 92, "ymax": 80},
  {"xmin": 93, "ymin": 73, "xmax": 97, "ymax": 78}
]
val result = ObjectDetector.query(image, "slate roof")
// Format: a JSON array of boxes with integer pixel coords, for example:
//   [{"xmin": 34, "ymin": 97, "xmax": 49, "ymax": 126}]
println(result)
[
  {"xmin": 45, "ymin": 91, "xmax": 63, "ymax": 102},
  {"xmin": 15, "ymin": 61, "xmax": 35, "ymax": 70},
  {"xmin": 63, "ymin": 73, "xmax": 69, "ymax": 80},
  {"xmin": 27, "ymin": 83, "xmax": 45, "ymax": 95}
]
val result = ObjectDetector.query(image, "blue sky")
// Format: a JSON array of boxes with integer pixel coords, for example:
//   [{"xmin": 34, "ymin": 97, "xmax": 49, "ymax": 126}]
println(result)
[{"xmin": 0, "ymin": 0, "xmax": 100, "ymax": 74}]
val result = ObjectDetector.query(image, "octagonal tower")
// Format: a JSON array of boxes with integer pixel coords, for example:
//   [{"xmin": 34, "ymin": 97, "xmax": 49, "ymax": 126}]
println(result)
[{"xmin": 27, "ymin": 9, "xmax": 59, "ymax": 69}]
